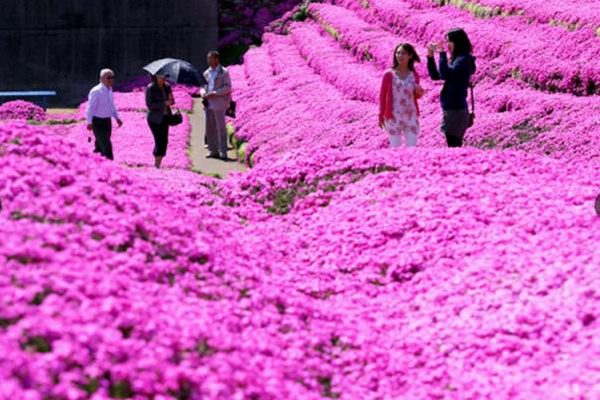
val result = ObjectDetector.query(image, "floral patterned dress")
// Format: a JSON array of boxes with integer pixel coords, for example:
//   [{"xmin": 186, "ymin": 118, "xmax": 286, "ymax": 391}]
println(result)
[{"xmin": 384, "ymin": 71, "xmax": 419, "ymax": 147}]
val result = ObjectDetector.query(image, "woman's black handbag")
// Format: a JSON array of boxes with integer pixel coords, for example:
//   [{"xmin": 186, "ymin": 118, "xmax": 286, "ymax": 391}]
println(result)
[
  {"xmin": 467, "ymin": 84, "xmax": 475, "ymax": 128},
  {"xmin": 226, "ymin": 100, "xmax": 236, "ymax": 118},
  {"xmin": 167, "ymin": 108, "xmax": 183, "ymax": 126}
]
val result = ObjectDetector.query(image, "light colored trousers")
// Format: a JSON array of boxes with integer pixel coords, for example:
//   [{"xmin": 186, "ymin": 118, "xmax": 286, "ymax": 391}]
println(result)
[
  {"xmin": 205, "ymin": 108, "xmax": 228, "ymax": 156},
  {"xmin": 388, "ymin": 131, "xmax": 418, "ymax": 147}
]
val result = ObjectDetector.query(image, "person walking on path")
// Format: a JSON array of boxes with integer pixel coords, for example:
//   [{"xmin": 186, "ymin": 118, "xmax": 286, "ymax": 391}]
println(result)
[
  {"xmin": 86, "ymin": 69, "xmax": 123, "ymax": 160},
  {"xmin": 427, "ymin": 28, "xmax": 477, "ymax": 148},
  {"xmin": 379, "ymin": 43, "xmax": 424, "ymax": 148},
  {"xmin": 145, "ymin": 73, "xmax": 175, "ymax": 168},
  {"xmin": 200, "ymin": 51, "xmax": 232, "ymax": 160}
]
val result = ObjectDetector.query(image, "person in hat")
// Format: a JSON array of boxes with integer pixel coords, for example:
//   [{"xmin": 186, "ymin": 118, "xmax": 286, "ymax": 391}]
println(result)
[
  {"xmin": 200, "ymin": 50, "xmax": 232, "ymax": 160},
  {"xmin": 145, "ymin": 73, "xmax": 175, "ymax": 168},
  {"xmin": 86, "ymin": 68, "xmax": 123, "ymax": 160}
]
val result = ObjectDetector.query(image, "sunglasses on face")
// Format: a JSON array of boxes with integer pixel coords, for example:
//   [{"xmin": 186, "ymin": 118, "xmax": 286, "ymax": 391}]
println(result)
[{"xmin": 106, "ymin": 76, "xmax": 115, "ymax": 80}]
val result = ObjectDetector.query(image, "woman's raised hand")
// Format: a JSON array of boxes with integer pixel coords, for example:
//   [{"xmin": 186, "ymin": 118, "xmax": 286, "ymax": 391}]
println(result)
[
  {"xmin": 427, "ymin": 43, "xmax": 436, "ymax": 57},
  {"xmin": 427, "ymin": 42, "xmax": 445, "ymax": 56}
]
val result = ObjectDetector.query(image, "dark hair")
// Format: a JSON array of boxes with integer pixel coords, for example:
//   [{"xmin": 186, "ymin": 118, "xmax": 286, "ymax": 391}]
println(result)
[
  {"xmin": 150, "ymin": 74, "xmax": 166, "ymax": 84},
  {"xmin": 447, "ymin": 28, "xmax": 472, "ymax": 59},
  {"xmin": 150, "ymin": 74, "xmax": 170, "ymax": 89},
  {"xmin": 207, "ymin": 50, "xmax": 220, "ymax": 60},
  {"xmin": 392, "ymin": 43, "xmax": 420, "ymax": 71}
]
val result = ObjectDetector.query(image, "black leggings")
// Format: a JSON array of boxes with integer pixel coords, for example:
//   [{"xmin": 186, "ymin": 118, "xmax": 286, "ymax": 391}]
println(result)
[
  {"xmin": 148, "ymin": 119, "xmax": 169, "ymax": 157},
  {"xmin": 441, "ymin": 109, "xmax": 469, "ymax": 148},
  {"xmin": 446, "ymin": 134, "xmax": 464, "ymax": 148}
]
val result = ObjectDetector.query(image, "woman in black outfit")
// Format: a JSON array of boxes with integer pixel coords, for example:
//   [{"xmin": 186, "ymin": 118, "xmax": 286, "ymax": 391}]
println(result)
[
  {"xmin": 427, "ymin": 28, "xmax": 476, "ymax": 147},
  {"xmin": 145, "ymin": 74, "xmax": 175, "ymax": 168}
]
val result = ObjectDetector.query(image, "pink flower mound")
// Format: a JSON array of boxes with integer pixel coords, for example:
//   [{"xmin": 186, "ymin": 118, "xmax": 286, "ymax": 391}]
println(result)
[
  {"xmin": 0, "ymin": 100, "xmax": 46, "ymax": 121},
  {"xmin": 0, "ymin": 123, "xmax": 335, "ymax": 400},
  {"xmin": 1, "ymin": 128, "xmax": 600, "ymax": 398},
  {"xmin": 224, "ymin": 147, "xmax": 600, "ymax": 399}
]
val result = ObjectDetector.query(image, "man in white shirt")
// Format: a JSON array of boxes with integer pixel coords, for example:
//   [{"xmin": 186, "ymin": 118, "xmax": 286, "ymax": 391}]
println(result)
[
  {"xmin": 86, "ymin": 69, "xmax": 123, "ymax": 160},
  {"xmin": 200, "ymin": 51, "xmax": 232, "ymax": 160}
]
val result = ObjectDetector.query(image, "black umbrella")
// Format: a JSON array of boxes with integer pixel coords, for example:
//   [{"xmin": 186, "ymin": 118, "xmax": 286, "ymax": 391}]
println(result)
[{"xmin": 142, "ymin": 58, "xmax": 205, "ymax": 87}]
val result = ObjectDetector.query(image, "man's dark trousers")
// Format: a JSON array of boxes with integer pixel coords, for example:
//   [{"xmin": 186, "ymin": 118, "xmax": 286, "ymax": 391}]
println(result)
[{"xmin": 92, "ymin": 117, "xmax": 113, "ymax": 160}]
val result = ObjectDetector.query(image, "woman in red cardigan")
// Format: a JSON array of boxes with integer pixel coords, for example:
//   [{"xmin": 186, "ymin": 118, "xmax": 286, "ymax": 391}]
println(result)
[{"xmin": 379, "ymin": 43, "xmax": 424, "ymax": 147}]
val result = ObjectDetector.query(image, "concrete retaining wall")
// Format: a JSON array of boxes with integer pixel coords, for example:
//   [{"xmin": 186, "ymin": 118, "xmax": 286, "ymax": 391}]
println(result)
[{"xmin": 0, "ymin": 0, "xmax": 218, "ymax": 106}]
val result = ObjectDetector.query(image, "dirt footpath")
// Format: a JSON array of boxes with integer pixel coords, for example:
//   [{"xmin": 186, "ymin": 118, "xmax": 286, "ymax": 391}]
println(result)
[{"xmin": 188, "ymin": 99, "xmax": 245, "ymax": 178}]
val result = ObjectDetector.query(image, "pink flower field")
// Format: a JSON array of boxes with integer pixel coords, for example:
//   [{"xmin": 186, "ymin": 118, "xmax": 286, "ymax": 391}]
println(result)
[{"xmin": 1, "ymin": 1, "xmax": 599, "ymax": 399}]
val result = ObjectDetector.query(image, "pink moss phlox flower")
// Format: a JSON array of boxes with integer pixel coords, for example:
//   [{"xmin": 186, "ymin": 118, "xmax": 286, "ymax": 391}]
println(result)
[{"xmin": 0, "ymin": 100, "xmax": 46, "ymax": 121}]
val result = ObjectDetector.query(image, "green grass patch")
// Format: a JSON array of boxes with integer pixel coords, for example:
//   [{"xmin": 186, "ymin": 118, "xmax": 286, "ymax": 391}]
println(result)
[
  {"xmin": 293, "ymin": 0, "xmax": 324, "ymax": 22},
  {"xmin": 264, "ymin": 165, "xmax": 396, "ymax": 215},
  {"xmin": 22, "ymin": 335, "xmax": 52, "ymax": 353},
  {"xmin": 28, "ymin": 118, "xmax": 83, "ymax": 125},
  {"xmin": 191, "ymin": 169, "xmax": 223, "ymax": 179},
  {"xmin": 237, "ymin": 142, "xmax": 248, "ymax": 163},
  {"xmin": 110, "ymin": 380, "xmax": 134, "ymax": 399}
]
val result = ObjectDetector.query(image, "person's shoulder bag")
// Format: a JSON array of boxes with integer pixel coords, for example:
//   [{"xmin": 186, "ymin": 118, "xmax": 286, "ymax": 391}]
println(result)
[
  {"xmin": 166, "ymin": 108, "xmax": 183, "ymax": 126},
  {"xmin": 163, "ymin": 84, "xmax": 182, "ymax": 126}
]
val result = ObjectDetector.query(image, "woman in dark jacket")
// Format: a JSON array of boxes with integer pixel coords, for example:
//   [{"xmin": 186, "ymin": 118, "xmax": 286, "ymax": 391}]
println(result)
[
  {"xmin": 145, "ymin": 74, "xmax": 175, "ymax": 168},
  {"xmin": 427, "ymin": 28, "xmax": 476, "ymax": 147}
]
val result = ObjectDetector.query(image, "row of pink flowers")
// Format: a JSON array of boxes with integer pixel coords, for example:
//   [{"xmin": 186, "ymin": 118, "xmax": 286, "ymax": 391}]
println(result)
[
  {"xmin": 232, "ymin": 19, "xmax": 599, "ymax": 166},
  {"xmin": 421, "ymin": 0, "xmax": 600, "ymax": 31},
  {"xmin": 322, "ymin": 0, "xmax": 600, "ymax": 95}
]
